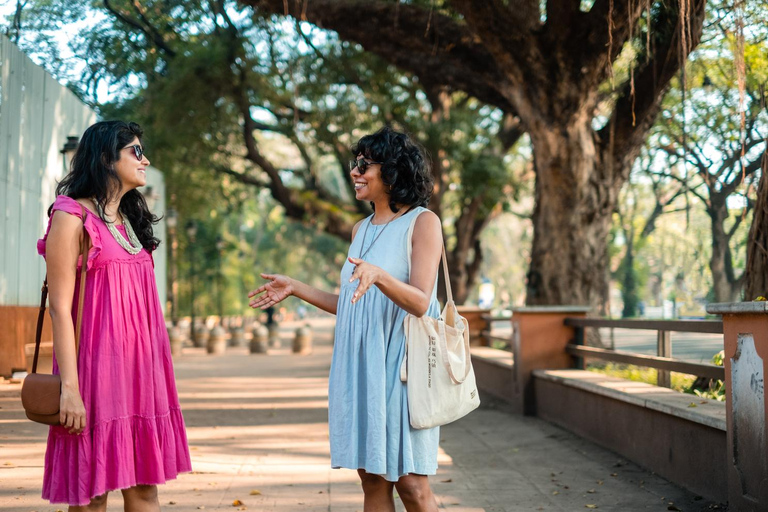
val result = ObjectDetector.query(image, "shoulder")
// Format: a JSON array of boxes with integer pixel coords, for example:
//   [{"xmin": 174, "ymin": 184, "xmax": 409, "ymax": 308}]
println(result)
[
  {"xmin": 49, "ymin": 208, "xmax": 84, "ymax": 240},
  {"xmin": 351, "ymin": 216, "xmax": 369, "ymax": 241},
  {"xmin": 412, "ymin": 208, "xmax": 441, "ymax": 236},
  {"xmin": 52, "ymin": 195, "xmax": 93, "ymax": 219}
]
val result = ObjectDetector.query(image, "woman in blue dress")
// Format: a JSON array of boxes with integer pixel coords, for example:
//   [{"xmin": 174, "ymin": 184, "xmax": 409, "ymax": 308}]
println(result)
[{"xmin": 249, "ymin": 126, "xmax": 443, "ymax": 511}]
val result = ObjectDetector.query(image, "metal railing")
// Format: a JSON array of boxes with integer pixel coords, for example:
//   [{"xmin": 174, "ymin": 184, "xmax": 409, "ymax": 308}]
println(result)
[{"xmin": 564, "ymin": 318, "xmax": 725, "ymax": 386}]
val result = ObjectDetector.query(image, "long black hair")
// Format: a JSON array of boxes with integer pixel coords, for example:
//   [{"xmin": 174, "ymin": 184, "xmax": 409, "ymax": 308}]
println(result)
[
  {"xmin": 52, "ymin": 120, "xmax": 160, "ymax": 251},
  {"xmin": 351, "ymin": 126, "xmax": 434, "ymax": 213}
]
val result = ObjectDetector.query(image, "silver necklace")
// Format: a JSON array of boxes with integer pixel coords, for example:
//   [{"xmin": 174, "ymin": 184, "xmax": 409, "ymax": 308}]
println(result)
[
  {"xmin": 95, "ymin": 202, "xmax": 143, "ymax": 255},
  {"xmin": 356, "ymin": 207, "xmax": 410, "ymax": 262}
]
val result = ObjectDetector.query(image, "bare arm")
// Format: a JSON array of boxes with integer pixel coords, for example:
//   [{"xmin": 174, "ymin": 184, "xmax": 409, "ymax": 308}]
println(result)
[
  {"xmin": 348, "ymin": 211, "xmax": 442, "ymax": 317},
  {"xmin": 248, "ymin": 219, "xmax": 368, "ymax": 315},
  {"xmin": 45, "ymin": 210, "xmax": 87, "ymax": 433}
]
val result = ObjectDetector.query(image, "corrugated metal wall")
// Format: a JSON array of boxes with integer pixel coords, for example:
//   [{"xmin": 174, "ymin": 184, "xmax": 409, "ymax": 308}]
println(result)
[
  {"xmin": 0, "ymin": 35, "xmax": 166, "ymax": 310},
  {"xmin": 0, "ymin": 35, "xmax": 97, "ymax": 306}
]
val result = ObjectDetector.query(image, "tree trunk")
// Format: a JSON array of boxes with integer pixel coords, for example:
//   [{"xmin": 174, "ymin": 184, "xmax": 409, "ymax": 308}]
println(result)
[
  {"xmin": 621, "ymin": 239, "xmax": 639, "ymax": 318},
  {"xmin": 744, "ymin": 149, "xmax": 768, "ymax": 300},
  {"xmin": 708, "ymin": 201, "xmax": 742, "ymax": 302},
  {"xmin": 525, "ymin": 121, "xmax": 614, "ymax": 309}
]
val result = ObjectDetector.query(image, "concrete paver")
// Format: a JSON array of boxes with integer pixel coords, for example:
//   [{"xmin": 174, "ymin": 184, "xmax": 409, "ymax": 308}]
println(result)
[{"xmin": 1, "ymin": 318, "xmax": 723, "ymax": 511}]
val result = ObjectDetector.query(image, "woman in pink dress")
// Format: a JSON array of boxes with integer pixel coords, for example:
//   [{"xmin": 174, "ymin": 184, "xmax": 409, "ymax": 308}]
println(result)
[{"xmin": 37, "ymin": 120, "xmax": 191, "ymax": 510}]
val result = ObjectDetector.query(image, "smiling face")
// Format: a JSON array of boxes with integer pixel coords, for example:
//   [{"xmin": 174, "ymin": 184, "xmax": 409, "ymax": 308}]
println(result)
[
  {"xmin": 114, "ymin": 137, "xmax": 150, "ymax": 191},
  {"xmin": 351, "ymin": 155, "xmax": 388, "ymax": 202}
]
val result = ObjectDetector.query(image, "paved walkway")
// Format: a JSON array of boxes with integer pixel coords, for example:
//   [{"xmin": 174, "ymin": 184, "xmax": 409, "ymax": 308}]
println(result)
[{"xmin": 1, "ymin": 318, "xmax": 722, "ymax": 511}]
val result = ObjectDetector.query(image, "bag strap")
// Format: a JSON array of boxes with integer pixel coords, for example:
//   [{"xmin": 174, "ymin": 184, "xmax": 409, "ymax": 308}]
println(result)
[
  {"xmin": 31, "ymin": 205, "xmax": 90, "ymax": 374},
  {"xmin": 406, "ymin": 208, "xmax": 453, "ymax": 302}
]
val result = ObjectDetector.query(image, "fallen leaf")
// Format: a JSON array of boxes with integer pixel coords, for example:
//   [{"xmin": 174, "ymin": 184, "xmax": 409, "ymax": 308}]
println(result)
[
  {"xmin": 169, "ymin": 501, "xmax": 177, "ymax": 505},
  {"xmin": 586, "ymin": 505, "xmax": 598, "ymax": 509},
  {"xmin": 249, "ymin": 490, "xmax": 261, "ymax": 496},
  {"xmin": 197, "ymin": 507, "xmax": 205, "ymax": 510},
  {"xmin": 688, "ymin": 402, "xmax": 698, "ymax": 408},
  {"xmin": 610, "ymin": 473, "xmax": 617, "ymax": 477},
  {"xmin": 552, "ymin": 491, "xmax": 560, "ymax": 495},
  {"xmin": 596, "ymin": 480, "xmax": 604, "ymax": 485},
  {"xmin": 587, "ymin": 489, "xmax": 596, "ymax": 494},
  {"xmin": 232, "ymin": 500, "xmax": 243, "ymax": 506},
  {"xmin": 440, "ymin": 479, "xmax": 453, "ymax": 483}
]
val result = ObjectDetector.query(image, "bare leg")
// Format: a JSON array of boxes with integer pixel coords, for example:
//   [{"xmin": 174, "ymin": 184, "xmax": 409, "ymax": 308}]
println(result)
[
  {"xmin": 68, "ymin": 493, "xmax": 108, "ymax": 512},
  {"xmin": 121, "ymin": 484, "xmax": 160, "ymax": 512},
  {"xmin": 358, "ymin": 469, "xmax": 396, "ymax": 512},
  {"xmin": 395, "ymin": 474, "xmax": 439, "ymax": 512}
]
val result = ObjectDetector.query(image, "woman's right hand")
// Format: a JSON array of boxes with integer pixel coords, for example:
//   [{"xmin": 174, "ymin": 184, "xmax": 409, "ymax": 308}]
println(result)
[
  {"xmin": 248, "ymin": 273, "xmax": 293, "ymax": 309},
  {"xmin": 60, "ymin": 387, "xmax": 86, "ymax": 435}
]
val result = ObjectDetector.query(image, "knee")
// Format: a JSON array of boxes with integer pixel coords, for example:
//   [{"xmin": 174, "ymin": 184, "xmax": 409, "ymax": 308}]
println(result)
[
  {"xmin": 357, "ymin": 470, "xmax": 390, "ymax": 495},
  {"xmin": 87, "ymin": 493, "xmax": 108, "ymax": 508},
  {"xmin": 395, "ymin": 477, "xmax": 429, "ymax": 504},
  {"xmin": 123, "ymin": 484, "xmax": 159, "ymax": 502}
]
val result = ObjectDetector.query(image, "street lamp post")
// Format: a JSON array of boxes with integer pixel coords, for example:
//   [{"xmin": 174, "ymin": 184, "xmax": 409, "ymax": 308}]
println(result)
[
  {"xmin": 166, "ymin": 208, "xmax": 179, "ymax": 326},
  {"xmin": 186, "ymin": 220, "xmax": 198, "ymax": 343}
]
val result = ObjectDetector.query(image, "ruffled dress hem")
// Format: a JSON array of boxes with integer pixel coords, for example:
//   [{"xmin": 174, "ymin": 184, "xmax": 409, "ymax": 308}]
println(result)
[{"xmin": 42, "ymin": 408, "xmax": 191, "ymax": 506}]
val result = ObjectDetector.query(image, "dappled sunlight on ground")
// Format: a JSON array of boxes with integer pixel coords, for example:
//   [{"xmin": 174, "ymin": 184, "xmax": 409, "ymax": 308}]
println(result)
[{"xmin": 0, "ymin": 318, "xmax": 720, "ymax": 511}]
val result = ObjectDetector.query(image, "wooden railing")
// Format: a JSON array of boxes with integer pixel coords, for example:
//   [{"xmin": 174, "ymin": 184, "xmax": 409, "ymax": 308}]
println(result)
[
  {"xmin": 480, "ymin": 315, "xmax": 725, "ymax": 387},
  {"xmin": 564, "ymin": 318, "xmax": 725, "ymax": 386},
  {"xmin": 481, "ymin": 315, "xmax": 513, "ymax": 349}
]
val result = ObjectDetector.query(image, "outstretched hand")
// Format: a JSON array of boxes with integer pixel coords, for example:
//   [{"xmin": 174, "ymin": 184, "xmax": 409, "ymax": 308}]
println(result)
[{"xmin": 248, "ymin": 273, "xmax": 293, "ymax": 310}]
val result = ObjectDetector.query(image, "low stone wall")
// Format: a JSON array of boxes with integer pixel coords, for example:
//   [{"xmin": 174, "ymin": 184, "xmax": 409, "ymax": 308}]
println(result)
[
  {"xmin": 0, "ymin": 305, "xmax": 51, "ymax": 376},
  {"xmin": 534, "ymin": 369, "xmax": 727, "ymax": 503},
  {"xmin": 469, "ymin": 347, "xmax": 728, "ymax": 503}
]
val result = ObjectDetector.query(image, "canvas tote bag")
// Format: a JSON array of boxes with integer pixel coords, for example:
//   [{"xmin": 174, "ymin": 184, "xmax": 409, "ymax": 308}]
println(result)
[{"xmin": 400, "ymin": 212, "xmax": 480, "ymax": 429}]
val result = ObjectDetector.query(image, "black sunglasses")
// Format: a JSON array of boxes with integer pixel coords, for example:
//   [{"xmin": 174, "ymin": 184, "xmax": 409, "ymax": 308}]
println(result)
[
  {"xmin": 349, "ymin": 157, "xmax": 383, "ymax": 173},
  {"xmin": 123, "ymin": 144, "xmax": 145, "ymax": 161}
]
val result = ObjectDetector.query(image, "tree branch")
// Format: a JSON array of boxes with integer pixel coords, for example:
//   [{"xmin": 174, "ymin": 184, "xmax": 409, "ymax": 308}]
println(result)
[
  {"xmin": 601, "ymin": 0, "xmax": 707, "ymax": 170},
  {"xmin": 103, "ymin": 0, "xmax": 177, "ymax": 57},
  {"xmin": 246, "ymin": 0, "xmax": 516, "ymax": 113}
]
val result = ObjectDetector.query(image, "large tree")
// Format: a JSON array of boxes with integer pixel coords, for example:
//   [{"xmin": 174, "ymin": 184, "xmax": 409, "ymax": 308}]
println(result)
[
  {"xmin": 6, "ymin": 0, "xmax": 526, "ymax": 304},
  {"xmin": 246, "ymin": 0, "xmax": 708, "ymax": 307}
]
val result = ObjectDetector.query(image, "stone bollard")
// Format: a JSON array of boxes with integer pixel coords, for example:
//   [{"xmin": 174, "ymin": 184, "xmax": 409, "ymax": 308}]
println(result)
[
  {"xmin": 207, "ymin": 325, "xmax": 227, "ymax": 355},
  {"xmin": 251, "ymin": 325, "xmax": 269, "ymax": 354},
  {"xmin": 707, "ymin": 302, "xmax": 768, "ymax": 509},
  {"xmin": 293, "ymin": 325, "xmax": 313, "ymax": 355},
  {"xmin": 193, "ymin": 325, "xmax": 209, "ymax": 348},
  {"xmin": 168, "ymin": 326, "xmax": 183, "ymax": 357},
  {"xmin": 229, "ymin": 326, "xmax": 246, "ymax": 348},
  {"xmin": 268, "ymin": 324, "xmax": 281, "ymax": 349}
]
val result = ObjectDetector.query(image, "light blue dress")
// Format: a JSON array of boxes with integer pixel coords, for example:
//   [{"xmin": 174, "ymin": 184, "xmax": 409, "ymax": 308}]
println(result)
[{"xmin": 329, "ymin": 206, "xmax": 441, "ymax": 481}]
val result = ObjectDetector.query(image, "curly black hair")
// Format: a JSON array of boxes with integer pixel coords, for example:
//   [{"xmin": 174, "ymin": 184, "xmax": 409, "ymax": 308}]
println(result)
[
  {"xmin": 351, "ymin": 126, "xmax": 434, "ymax": 213},
  {"xmin": 52, "ymin": 120, "xmax": 160, "ymax": 251}
]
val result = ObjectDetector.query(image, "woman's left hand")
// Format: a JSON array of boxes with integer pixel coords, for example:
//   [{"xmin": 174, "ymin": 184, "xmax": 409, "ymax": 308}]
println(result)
[{"xmin": 348, "ymin": 257, "xmax": 385, "ymax": 303}]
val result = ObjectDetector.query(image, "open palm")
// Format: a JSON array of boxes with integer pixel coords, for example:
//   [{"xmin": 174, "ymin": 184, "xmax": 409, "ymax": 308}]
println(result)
[{"xmin": 248, "ymin": 273, "xmax": 293, "ymax": 310}]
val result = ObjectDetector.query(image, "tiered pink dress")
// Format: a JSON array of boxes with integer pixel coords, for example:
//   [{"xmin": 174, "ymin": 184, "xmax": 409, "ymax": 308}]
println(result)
[{"xmin": 37, "ymin": 195, "xmax": 191, "ymax": 505}]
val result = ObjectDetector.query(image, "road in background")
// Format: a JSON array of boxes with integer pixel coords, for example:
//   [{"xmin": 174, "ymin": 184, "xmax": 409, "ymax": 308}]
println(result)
[{"xmin": 490, "ymin": 323, "xmax": 723, "ymax": 364}]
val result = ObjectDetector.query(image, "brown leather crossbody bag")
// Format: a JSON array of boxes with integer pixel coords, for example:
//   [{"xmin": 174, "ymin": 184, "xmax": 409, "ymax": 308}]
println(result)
[{"xmin": 21, "ymin": 207, "xmax": 89, "ymax": 425}]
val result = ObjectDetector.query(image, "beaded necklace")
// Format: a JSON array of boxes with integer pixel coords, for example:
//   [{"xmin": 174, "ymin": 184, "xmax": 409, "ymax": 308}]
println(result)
[{"xmin": 95, "ymin": 202, "xmax": 143, "ymax": 255}]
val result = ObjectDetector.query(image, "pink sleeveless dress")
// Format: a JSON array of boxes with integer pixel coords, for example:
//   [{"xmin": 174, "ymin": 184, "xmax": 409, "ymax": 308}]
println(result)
[{"xmin": 37, "ymin": 195, "xmax": 191, "ymax": 505}]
